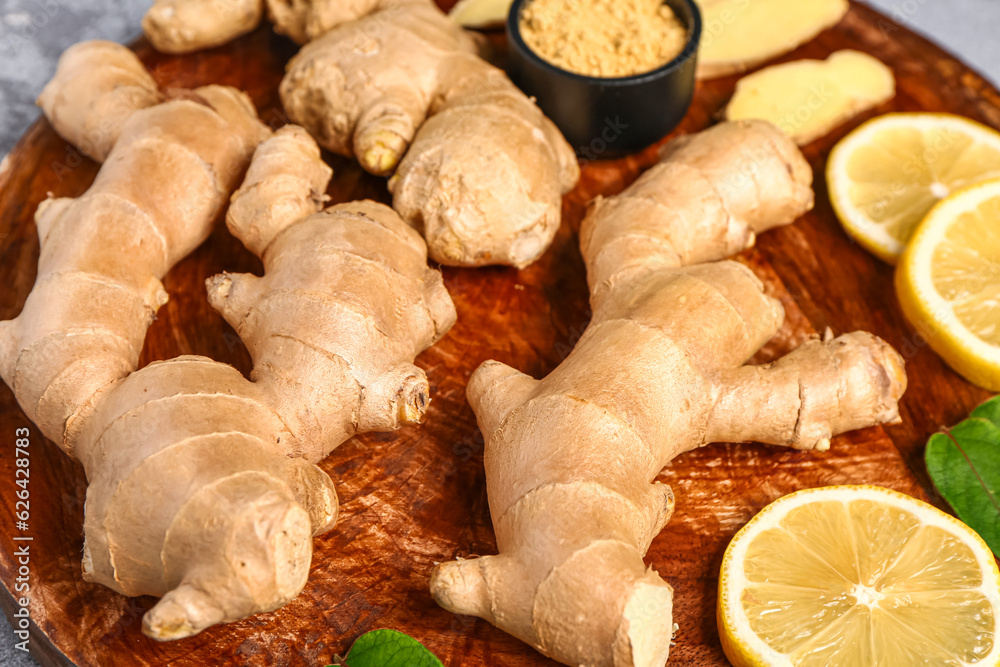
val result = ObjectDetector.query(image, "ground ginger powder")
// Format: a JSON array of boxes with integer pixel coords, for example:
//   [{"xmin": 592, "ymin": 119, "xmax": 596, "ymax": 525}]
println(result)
[{"xmin": 519, "ymin": 0, "xmax": 687, "ymax": 78}]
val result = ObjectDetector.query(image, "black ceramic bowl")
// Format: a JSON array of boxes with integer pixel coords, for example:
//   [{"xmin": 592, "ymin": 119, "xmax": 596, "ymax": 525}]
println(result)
[{"xmin": 506, "ymin": 0, "xmax": 702, "ymax": 158}]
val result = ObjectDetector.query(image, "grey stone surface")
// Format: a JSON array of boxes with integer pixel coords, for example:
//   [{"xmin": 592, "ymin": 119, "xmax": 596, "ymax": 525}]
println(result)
[
  {"xmin": 0, "ymin": 0, "xmax": 147, "ymax": 156},
  {"xmin": 0, "ymin": 0, "xmax": 999, "ymax": 665},
  {"xmin": 866, "ymin": 0, "xmax": 1000, "ymax": 88}
]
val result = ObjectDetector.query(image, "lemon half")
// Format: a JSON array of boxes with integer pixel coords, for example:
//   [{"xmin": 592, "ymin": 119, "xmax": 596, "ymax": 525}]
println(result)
[
  {"xmin": 718, "ymin": 485, "xmax": 1000, "ymax": 666},
  {"xmin": 896, "ymin": 177, "xmax": 1000, "ymax": 390},
  {"xmin": 828, "ymin": 113, "xmax": 1000, "ymax": 263}
]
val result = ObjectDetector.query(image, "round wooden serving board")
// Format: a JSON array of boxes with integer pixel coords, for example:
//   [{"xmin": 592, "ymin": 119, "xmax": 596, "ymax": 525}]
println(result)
[{"xmin": 1, "ymin": 3, "xmax": 999, "ymax": 665}]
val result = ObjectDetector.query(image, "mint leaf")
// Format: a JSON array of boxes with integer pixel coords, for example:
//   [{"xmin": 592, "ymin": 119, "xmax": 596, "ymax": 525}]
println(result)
[
  {"xmin": 970, "ymin": 395, "xmax": 1000, "ymax": 428},
  {"xmin": 926, "ymin": 404, "xmax": 1000, "ymax": 557},
  {"xmin": 339, "ymin": 629, "xmax": 443, "ymax": 667}
]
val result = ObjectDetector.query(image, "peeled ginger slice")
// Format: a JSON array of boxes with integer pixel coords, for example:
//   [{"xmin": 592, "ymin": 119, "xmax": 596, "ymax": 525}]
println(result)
[
  {"xmin": 449, "ymin": 0, "xmax": 513, "ymax": 27},
  {"xmin": 696, "ymin": 0, "xmax": 848, "ymax": 79},
  {"xmin": 725, "ymin": 50, "xmax": 895, "ymax": 145}
]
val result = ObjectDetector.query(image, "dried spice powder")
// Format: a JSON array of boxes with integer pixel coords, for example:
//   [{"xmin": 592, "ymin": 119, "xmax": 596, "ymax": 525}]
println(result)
[{"xmin": 520, "ymin": 0, "xmax": 687, "ymax": 78}]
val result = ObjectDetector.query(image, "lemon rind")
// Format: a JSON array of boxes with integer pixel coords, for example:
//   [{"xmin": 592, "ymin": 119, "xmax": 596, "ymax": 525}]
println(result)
[
  {"xmin": 718, "ymin": 484, "xmax": 1000, "ymax": 667},
  {"xmin": 897, "ymin": 177, "xmax": 1000, "ymax": 390},
  {"xmin": 827, "ymin": 113, "xmax": 1000, "ymax": 265}
]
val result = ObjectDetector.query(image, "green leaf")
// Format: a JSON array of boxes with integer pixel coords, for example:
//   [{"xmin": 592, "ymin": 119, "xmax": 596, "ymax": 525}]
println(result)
[
  {"xmin": 926, "ymin": 412, "xmax": 1000, "ymax": 557},
  {"xmin": 970, "ymin": 395, "xmax": 1000, "ymax": 429},
  {"xmin": 338, "ymin": 629, "xmax": 443, "ymax": 667}
]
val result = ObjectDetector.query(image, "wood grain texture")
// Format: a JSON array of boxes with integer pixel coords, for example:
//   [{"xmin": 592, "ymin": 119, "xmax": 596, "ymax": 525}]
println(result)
[{"xmin": 0, "ymin": 3, "xmax": 997, "ymax": 665}]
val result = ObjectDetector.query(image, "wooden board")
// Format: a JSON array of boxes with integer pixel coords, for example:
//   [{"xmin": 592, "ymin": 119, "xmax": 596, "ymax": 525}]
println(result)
[{"xmin": 0, "ymin": 3, "xmax": 998, "ymax": 665}]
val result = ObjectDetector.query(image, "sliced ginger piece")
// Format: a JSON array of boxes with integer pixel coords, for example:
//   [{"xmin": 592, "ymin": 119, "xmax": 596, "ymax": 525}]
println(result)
[
  {"xmin": 696, "ymin": 0, "xmax": 849, "ymax": 79},
  {"xmin": 449, "ymin": 0, "xmax": 513, "ymax": 28},
  {"xmin": 725, "ymin": 50, "xmax": 895, "ymax": 145}
]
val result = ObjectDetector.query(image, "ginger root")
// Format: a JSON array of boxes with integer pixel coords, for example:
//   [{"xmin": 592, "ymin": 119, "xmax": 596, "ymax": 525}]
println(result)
[
  {"xmin": 725, "ymin": 50, "xmax": 895, "ymax": 145},
  {"xmin": 37, "ymin": 40, "xmax": 162, "ymax": 161},
  {"xmin": 696, "ymin": 0, "xmax": 849, "ymax": 79},
  {"xmin": 141, "ymin": 0, "xmax": 580, "ymax": 269},
  {"xmin": 2, "ymin": 42, "xmax": 454, "ymax": 640},
  {"xmin": 430, "ymin": 121, "xmax": 906, "ymax": 666},
  {"xmin": 279, "ymin": 0, "xmax": 579, "ymax": 268},
  {"xmin": 143, "ymin": 0, "xmax": 265, "ymax": 53},
  {"xmin": 213, "ymin": 125, "xmax": 458, "ymax": 463}
]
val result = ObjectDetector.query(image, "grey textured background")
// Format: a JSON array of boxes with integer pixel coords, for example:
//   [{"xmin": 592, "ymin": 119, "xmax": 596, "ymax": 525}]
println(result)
[{"xmin": 1, "ymin": 0, "xmax": 1000, "ymax": 665}]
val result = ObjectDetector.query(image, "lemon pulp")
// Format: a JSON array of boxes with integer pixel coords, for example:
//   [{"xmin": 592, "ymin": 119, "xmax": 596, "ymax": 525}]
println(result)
[
  {"xmin": 828, "ymin": 113, "xmax": 1000, "ymax": 262},
  {"xmin": 743, "ymin": 499, "xmax": 994, "ymax": 664},
  {"xmin": 929, "ymin": 193, "xmax": 1000, "ymax": 345},
  {"xmin": 896, "ymin": 178, "xmax": 1000, "ymax": 390},
  {"xmin": 720, "ymin": 487, "xmax": 1000, "ymax": 667}
]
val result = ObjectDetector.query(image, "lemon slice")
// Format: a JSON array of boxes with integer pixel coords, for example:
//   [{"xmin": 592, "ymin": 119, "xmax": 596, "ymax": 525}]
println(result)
[
  {"xmin": 895, "ymin": 178, "xmax": 1000, "ymax": 390},
  {"xmin": 827, "ymin": 113, "xmax": 1000, "ymax": 263},
  {"xmin": 718, "ymin": 485, "xmax": 1000, "ymax": 667}
]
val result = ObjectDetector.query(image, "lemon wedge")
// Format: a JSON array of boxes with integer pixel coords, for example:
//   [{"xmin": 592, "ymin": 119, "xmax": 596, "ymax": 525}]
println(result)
[
  {"xmin": 718, "ymin": 485, "xmax": 1000, "ymax": 666},
  {"xmin": 827, "ymin": 113, "xmax": 1000, "ymax": 263},
  {"xmin": 896, "ymin": 177, "xmax": 1000, "ymax": 390}
]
